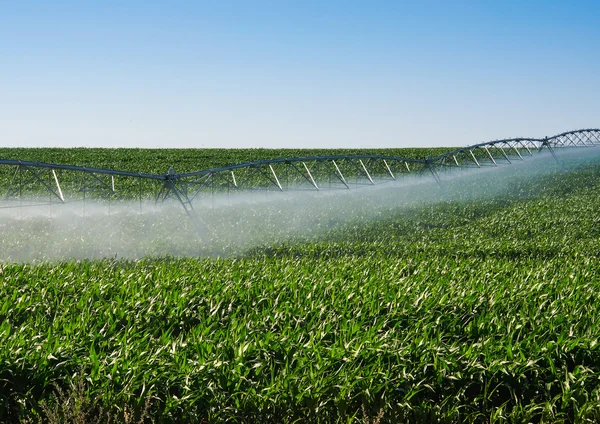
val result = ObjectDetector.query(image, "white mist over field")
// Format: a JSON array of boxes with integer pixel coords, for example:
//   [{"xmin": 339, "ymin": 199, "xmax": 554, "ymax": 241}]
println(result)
[{"xmin": 1, "ymin": 149, "xmax": 598, "ymax": 262}]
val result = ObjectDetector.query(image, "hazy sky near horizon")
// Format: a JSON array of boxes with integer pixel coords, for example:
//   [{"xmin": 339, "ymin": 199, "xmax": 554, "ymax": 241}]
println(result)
[{"xmin": 1, "ymin": 0, "xmax": 599, "ymax": 149}]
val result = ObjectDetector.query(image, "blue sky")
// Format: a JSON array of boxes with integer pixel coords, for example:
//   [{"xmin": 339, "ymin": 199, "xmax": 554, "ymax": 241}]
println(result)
[{"xmin": 1, "ymin": 0, "xmax": 599, "ymax": 148}]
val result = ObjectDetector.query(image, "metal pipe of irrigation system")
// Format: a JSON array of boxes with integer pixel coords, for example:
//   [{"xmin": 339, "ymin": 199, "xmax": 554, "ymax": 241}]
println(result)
[{"xmin": 1, "ymin": 128, "xmax": 599, "ymax": 213}]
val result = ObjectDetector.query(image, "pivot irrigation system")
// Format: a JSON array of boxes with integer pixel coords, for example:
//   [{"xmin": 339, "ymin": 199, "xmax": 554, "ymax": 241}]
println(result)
[{"xmin": 1, "ymin": 129, "xmax": 599, "ymax": 216}]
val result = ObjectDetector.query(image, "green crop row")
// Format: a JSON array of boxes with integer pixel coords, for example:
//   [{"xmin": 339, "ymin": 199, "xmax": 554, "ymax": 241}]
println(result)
[{"xmin": 0, "ymin": 149, "xmax": 599, "ymax": 423}]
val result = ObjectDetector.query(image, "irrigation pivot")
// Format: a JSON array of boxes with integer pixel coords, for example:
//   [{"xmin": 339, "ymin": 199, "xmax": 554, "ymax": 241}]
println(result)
[
  {"xmin": 1, "ymin": 128, "xmax": 599, "ymax": 214},
  {"xmin": 430, "ymin": 129, "xmax": 600, "ymax": 168}
]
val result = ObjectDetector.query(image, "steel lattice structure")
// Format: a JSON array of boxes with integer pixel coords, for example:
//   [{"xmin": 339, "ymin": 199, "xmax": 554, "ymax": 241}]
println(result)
[
  {"xmin": 432, "ymin": 128, "xmax": 600, "ymax": 168},
  {"xmin": 1, "ymin": 128, "xmax": 599, "ymax": 215}
]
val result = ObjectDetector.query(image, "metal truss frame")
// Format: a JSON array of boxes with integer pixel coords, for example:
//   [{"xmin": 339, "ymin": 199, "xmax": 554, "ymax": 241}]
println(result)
[
  {"xmin": 431, "ymin": 129, "xmax": 600, "ymax": 169},
  {"xmin": 1, "ymin": 128, "xmax": 599, "ymax": 214}
]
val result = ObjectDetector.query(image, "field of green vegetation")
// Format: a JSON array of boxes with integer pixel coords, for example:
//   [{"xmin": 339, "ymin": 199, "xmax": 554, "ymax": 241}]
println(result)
[
  {"xmin": 0, "ymin": 147, "xmax": 451, "ymax": 174},
  {"xmin": 1, "ymin": 147, "xmax": 600, "ymax": 423},
  {"xmin": 0, "ymin": 147, "xmax": 451, "ymax": 203}
]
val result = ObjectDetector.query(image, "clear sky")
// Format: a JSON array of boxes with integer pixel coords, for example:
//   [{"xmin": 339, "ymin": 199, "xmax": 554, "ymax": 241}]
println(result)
[{"xmin": 1, "ymin": 0, "xmax": 599, "ymax": 149}]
